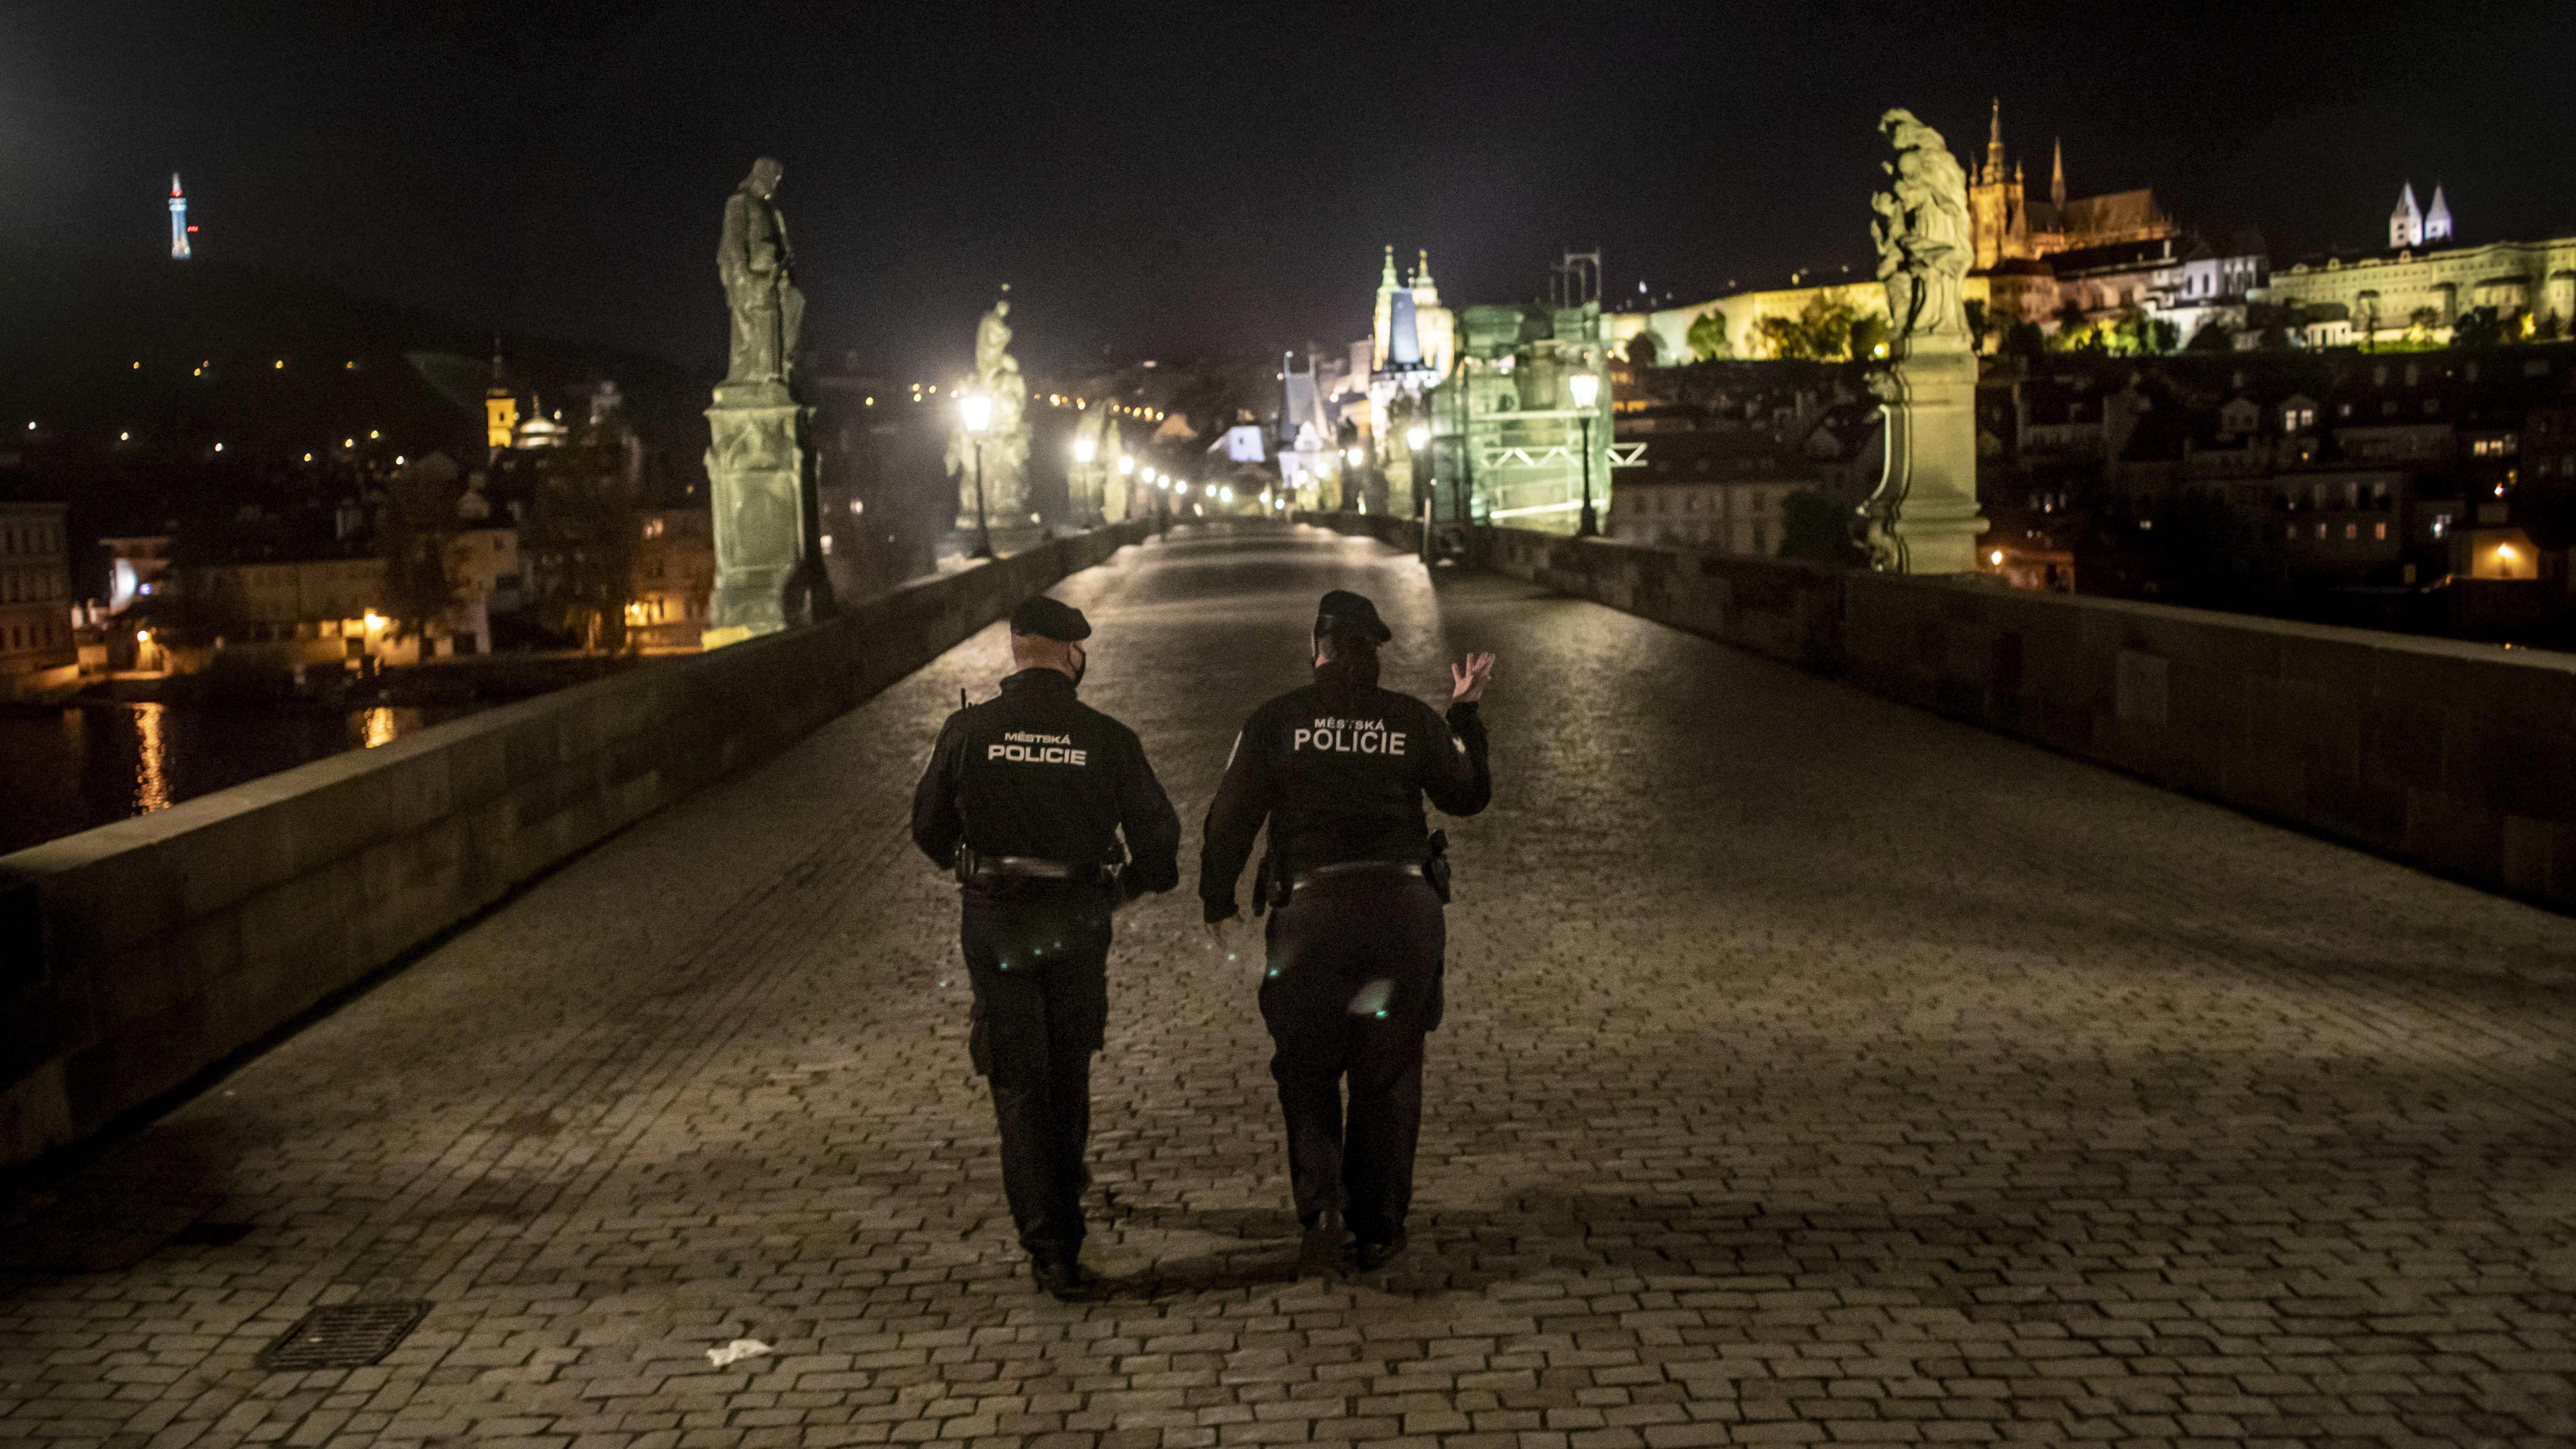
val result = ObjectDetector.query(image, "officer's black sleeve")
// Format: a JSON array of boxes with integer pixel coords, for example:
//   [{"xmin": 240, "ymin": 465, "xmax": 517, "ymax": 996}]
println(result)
[
  {"xmin": 910, "ymin": 712, "xmax": 970, "ymax": 868},
  {"xmin": 1197, "ymin": 708, "xmax": 1276, "ymax": 923},
  {"xmin": 1418, "ymin": 698, "xmax": 1492, "ymax": 818},
  {"xmin": 1114, "ymin": 726, "xmax": 1182, "ymax": 896}
]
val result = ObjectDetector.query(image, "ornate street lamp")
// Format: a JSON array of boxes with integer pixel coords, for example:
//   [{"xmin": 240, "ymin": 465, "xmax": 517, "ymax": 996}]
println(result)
[
  {"xmin": 961, "ymin": 392, "xmax": 995, "ymax": 559},
  {"xmin": 1567, "ymin": 369, "xmax": 1601, "ymax": 537}
]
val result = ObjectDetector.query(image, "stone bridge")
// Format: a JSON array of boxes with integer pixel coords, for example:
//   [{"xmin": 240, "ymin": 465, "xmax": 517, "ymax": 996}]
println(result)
[{"xmin": 4, "ymin": 523, "xmax": 2573, "ymax": 1447}]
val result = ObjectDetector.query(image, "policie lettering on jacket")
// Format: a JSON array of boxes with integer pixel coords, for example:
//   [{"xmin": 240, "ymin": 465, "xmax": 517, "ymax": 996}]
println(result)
[
  {"xmin": 1293, "ymin": 718, "xmax": 1404, "ymax": 756},
  {"xmin": 1199, "ymin": 673, "xmax": 1490, "ymax": 923},
  {"xmin": 992, "ymin": 731, "xmax": 1087, "ymax": 766},
  {"xmin": 912, "ymin": 669, "xmax": 1181, "ymax": 888}
]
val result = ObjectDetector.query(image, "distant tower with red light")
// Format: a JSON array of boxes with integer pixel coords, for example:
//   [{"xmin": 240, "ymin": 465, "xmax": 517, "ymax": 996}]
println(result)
[{"xmin": 169, "ymin": 174, "xmax": 191, "ymax": 259}]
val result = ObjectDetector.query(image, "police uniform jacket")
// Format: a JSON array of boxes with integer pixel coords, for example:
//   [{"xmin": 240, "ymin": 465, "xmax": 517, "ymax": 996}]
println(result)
[
  {"xmin": 912, "ymin": 668, "xmax": 1182, "ymax": 895},
  {"xmin": 1199, "ymin": 666, "xmax": 1490, "ymax": 922}
]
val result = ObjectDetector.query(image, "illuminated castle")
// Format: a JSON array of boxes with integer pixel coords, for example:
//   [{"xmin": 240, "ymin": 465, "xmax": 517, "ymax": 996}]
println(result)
[
  {"xmin": 168, "ymin": 174, "xmax": 190, "ymax": 260},
  {"xmin": 1964, "ymin": 101, "xmax": 2177, "ymax": 272}
]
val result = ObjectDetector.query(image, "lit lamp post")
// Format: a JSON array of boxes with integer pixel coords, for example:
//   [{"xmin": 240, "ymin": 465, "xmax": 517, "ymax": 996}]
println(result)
[
  {"xmin": 960, "ymin": 392, "xmax": 995, "ymax": 559},
  {"xmin": 1567, "ymin": 369, "xmax": 1601, "ymax": 537},
  {"xmin": 1072, "ymin": 433, "xmax": 1097, "ymax": 527}
]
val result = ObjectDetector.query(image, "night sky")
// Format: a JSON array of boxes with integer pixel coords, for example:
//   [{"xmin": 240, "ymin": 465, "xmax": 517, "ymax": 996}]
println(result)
[{"xmin": 5, "ymin": 1, "xmax": 2572, "ymax": 382}]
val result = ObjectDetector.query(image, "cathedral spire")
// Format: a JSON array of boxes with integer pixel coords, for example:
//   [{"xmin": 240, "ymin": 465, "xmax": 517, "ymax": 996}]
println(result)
[
  {"xmin": 2425, "ymin": 184, "xmax": 2453, "ymax": 242},
  {"xmin": 2391, "ymin": 182, "xmax": 2422, "ymax": 248},
  {"xmin": 1415, "ymin": 248, "xmax": 1434, "ymax": 289},
  {"xmin": 2050, "ymin": 137, "xmax": 2065, "ymax": 209},
  {"xmin": 1380, "ymin": 244, "xmax": 1399, "ymax": 290},
  {"xmin": 1985, "ymin": 98, "xmax": 2004, "ymax": 182}
]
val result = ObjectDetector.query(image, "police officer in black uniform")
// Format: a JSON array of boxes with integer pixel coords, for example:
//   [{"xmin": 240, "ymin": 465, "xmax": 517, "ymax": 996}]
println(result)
[
  {"xmin": 1199, "ymin": 590, "xmax": 1494, "ymax": 1274},
  {"xmin": 912, "ymin": 595, "xmax": 1182, "ymax": 1299}
]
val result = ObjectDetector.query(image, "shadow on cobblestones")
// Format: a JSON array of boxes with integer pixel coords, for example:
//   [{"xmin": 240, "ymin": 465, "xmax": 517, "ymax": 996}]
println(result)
[{"xmin": 6, "ymin": 525, "xmax": 2575, "ymax": 1448}]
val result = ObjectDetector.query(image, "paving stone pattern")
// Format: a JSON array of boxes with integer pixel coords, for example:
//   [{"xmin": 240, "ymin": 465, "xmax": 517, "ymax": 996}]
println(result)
[{"xmin": 5, "ymin": 523, "xmax": 2575, "ymax": 1449}]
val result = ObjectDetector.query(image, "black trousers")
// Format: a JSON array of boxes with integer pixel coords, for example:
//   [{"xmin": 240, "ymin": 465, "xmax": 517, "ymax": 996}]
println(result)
[
  {"xmin": 1258, "ymin": 874, "xmax": 1445, "ymax": 1245},
  {"xmin": 960, "ymin": 884, "xmax": 1112, "ymax": 1256}
]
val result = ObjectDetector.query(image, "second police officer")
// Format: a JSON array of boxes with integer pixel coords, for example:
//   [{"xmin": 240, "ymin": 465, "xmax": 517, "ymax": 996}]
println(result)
[
  {"xmin": 1200, "ymin": 590, "xmax": 1494, "ymax": 1275},
  {"xmin": 911, "ymin": 595, "xmax": 1182, "ymax": 1300}
]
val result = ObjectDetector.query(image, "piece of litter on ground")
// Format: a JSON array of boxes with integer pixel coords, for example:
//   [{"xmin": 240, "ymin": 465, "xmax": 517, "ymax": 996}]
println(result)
[{"xmin": 707, "ymin": 1338, "xmax": 771, "ymax": 1367}]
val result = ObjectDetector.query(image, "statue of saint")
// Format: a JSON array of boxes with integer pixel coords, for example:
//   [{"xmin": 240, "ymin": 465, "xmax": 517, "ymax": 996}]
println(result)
[
  {"xmin": 948, "ymin": 294, "xmax": 1033, "ymax": 527},
  {"xmin": 1870, "ymin": 111, "xmax": 1971, "ymax": 354},
  {"xmin": 719, "ymin": 157, "xmax": 805, "ymax": 388}
]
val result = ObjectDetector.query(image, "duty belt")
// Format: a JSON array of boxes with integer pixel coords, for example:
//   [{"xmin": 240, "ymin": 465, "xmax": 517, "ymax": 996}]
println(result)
[
  {"xmin": 1287, "ymin": 859, "xmax": 1424, "ymax": 891},
  {"xmin": 955, "ymin": 843, "xmax": 1117, "ymax": 887},
  {"xmin": 975, "ymin": 854, "xmax": 1086, "ymax": 880}
]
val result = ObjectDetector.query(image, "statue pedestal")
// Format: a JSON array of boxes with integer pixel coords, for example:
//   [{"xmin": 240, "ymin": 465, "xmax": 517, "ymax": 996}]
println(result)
[
  {"xmin": 1868, "ymin": 347, "xmax": 1987, "ymax": 574},
  {"xmin": 704, "ymin": 384, "xmax": 817, "ymax": 649}
]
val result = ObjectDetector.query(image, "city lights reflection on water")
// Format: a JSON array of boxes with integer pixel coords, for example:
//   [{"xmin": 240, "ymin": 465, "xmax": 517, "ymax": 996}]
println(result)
[
  {"xmin": 0, "ymin": 700, "xmax": 471, "ymax": 856},
  {"xmin": 134, "ymin": 702, "xmax": 171, "ymax": 814}
]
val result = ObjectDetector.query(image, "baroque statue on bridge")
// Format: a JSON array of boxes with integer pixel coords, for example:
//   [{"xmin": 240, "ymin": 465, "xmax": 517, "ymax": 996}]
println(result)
[
  {"xmin": 1869, "ymin": 110, "xmax": 1972, "ymax": 355},
  {"xmin": 1857, "ymin": 108, "xmax": 1986, "ymax": 575},
  {"xmin": 702, "ymin": 155, "xmax": 829, "ymax": 649},
  {"xmin": 948, "ymin": 293, "xmax": 1033, "ymax": 530},
  {"xmin": 719, "ymin": 157, "xmax": 805, "ymax": 393}
]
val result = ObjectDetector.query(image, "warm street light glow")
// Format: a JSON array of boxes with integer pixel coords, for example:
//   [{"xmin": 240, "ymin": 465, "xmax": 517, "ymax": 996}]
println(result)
[
  {"xmin": 960, "ymin": 393, "xmax": 993, "ymax": 434},
  {"xmin": 1119, "ymin": 456, "xmax": 1134, "ymax": 476},
  {"xmin": 1072, "ymin": 435, "xmax": 1097, "ymax": 464},
  {"xmin": 2496, "ymin": 543, "xmax": 2519, "ymax": 562},
  {"xmin": 1567, "ymin": 371, "xmax": 1601, "ymax": 408},
  {"xmin": 363, "ymin": 611, "xmax": 385, "ymax": 631},
  {"xmin": 1406, "ymin": 424, "xmax": 1429, "ymax": 450},
  {"xmin": 1991, "ymin": 551, "xmax": 2005, "ymax": 566},
  {"xmin": 1346, "ymin": 447, "xmax": 1363, "ymax": 466}
]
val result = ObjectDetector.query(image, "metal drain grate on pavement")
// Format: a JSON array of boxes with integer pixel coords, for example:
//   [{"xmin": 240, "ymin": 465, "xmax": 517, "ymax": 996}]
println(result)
[{"xmin": 256, "ymin": 1301, "xmax": 431, "ymax": 1370}]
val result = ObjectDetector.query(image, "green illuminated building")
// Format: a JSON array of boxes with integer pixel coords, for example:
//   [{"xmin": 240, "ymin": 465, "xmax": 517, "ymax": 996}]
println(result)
[{"xmin": 1420, "ymin": 300, "xmax": 1620, "ymax": 535}]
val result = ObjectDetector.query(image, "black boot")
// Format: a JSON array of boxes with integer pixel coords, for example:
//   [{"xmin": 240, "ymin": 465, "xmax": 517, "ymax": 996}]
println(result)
[
  {"xmin": 1354, "ymin": 1229, "xmax": 1407, "ymax": 1272},
  {"xmin": 1031, "ymin": 1249, "xmax": 1096, "ymax": 1302},
  {"xmin": 1297, "ymin": 1211, "xmax": 1348, "ymax": 1279}
]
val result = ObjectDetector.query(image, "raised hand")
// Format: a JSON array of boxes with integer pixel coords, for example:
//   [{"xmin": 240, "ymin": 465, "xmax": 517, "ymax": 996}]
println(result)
[{"xmin": 1449, "ymin": 651, "xmax": 1497, "ymax": 704}]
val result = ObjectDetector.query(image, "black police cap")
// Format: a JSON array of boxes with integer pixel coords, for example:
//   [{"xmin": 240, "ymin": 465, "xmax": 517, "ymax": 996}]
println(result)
[
  {"xmin": 1009, "ymin": 596, "xmax": 1091, "ymax": 642},
  {"xmin": 1316, "ymin": 589, "xmax": 1392, "ymax": 643}
]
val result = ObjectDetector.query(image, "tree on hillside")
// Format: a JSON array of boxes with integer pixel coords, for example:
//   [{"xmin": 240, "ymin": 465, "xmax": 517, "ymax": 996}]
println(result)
[
  {"xmin": 1999, "ymin": 320, "xmax": 2048, "ymax": 362},
  {"xmin": 524, "ymin": 411, "xmax": 644, "ymax": 653},
  {"xmin": 2450, "ymin": 307, "xmax": 2509, "ymax": 349},
  {"xmin": 1754, "ymin": 295, "xmax": 1862, "ymax": 361},
  {"xmin": 1685, "ymin": 310, "xmax": 1729, "ymax": 361},
  {"xmin": 1625, "ymin": 331, "xmax": 1660, "ymax": 368},
  {"xmin": 2049, "ymin": 298, "xmax": 2097, "ymax": 351},
  {"xmin": 376, "ymin": 454, "xmax": 468, "ymax": 642}
]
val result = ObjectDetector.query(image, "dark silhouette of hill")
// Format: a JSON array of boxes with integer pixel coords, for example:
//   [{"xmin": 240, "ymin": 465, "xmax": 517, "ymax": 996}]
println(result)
[{"xmin": 0, "ymin": 240, "xmax": 714, "ymax": 593}]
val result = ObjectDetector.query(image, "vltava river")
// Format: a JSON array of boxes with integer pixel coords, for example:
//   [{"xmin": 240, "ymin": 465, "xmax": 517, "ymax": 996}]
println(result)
[{"xmin": 0, "ymin": 702, "xmax": 474, "ymax": 858}]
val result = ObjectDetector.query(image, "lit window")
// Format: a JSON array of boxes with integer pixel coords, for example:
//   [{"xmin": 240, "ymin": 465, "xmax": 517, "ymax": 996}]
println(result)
[
  {"xmin": 2344, "ymin": 523, "xmax": 2357, "ymax": 540},
  {"xmin": 2374, "ymin": 522, "xmax": 2387, "ymax": 540}
]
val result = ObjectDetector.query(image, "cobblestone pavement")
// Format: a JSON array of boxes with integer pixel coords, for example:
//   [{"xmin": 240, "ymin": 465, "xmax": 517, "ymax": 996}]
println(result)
[{"xmin": 7, "ymin": 522, "xmax": 2576, "ymax": 1449}]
